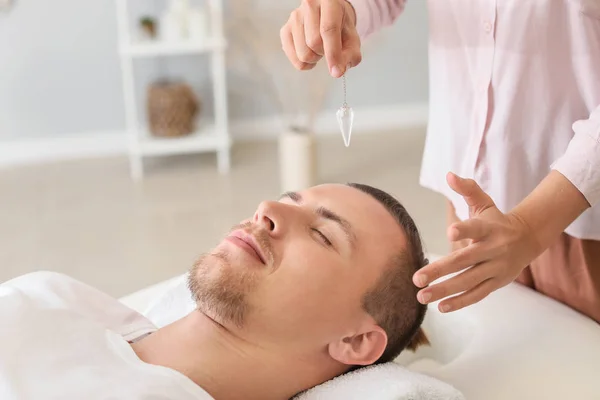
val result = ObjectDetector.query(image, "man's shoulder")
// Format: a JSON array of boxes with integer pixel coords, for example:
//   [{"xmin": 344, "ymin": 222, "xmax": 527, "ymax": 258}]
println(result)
[
  {"xmin": 2, "ymin": 270, "xmax": 108, "ymax": 304},
  {"xmin": 3, "ymin": 270, "xmax": 78, "ymax": 289},
  {"xmin": 3, "ymin": 269, "xmax": 70, "ymax": 284},
  {"xmin": 1, "ymin": 270, "xmax": 84, "ymax": 301},
  {"xmin": 1, "ymin": 271, "xmax": 157, "ymax": 340}
]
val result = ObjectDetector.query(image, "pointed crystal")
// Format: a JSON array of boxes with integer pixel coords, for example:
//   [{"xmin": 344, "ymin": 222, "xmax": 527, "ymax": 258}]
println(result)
[{"xmin": 336, "ymin": 105, "xmax": 354, "ymax": 147}]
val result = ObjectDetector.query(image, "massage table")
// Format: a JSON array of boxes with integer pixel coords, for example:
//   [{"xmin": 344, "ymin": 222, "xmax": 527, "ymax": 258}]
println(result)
[{"xmin": 120, "ymin": 254, "xmax": 600, "ymax": 399}]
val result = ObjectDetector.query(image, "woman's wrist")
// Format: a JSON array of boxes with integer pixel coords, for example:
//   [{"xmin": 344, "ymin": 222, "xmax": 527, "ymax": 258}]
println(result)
[{"xmin": 510, "ymin": 169, "xmax": 590, "ymax": 251}]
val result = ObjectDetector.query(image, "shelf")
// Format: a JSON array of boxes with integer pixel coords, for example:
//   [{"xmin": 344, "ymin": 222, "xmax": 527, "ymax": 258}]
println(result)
[
  {"xmin": 134, "ymin": 124, "xmax": 230, "ymax": 157},
  {"xmin": 116, "ymin": 0, "xmax": 231, "ymax": 177},
  {"xmin": 120, "ymin": 37, "xmax": 227, "ymax": 58}
]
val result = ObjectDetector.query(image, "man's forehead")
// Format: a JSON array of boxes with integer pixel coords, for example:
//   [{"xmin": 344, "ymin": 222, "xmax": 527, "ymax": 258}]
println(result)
[
  {"xmin": 289, "ymin": 184, "xmax": 365, "ymax": 213},
  {"xmin": 298, "ymin": 185, "xmax": 404, "ymax": 237},
  {"xmin": 299, "ymin": 184, "xmax": 363, "ymax": 202},
  {"xmin": 300, "ymin": 184, "xmax": 377, "ymax": 209}
]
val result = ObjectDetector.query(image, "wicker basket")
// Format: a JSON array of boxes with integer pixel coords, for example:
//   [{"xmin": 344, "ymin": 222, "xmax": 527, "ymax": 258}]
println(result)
[{"xmin": 147, "ymin": 81, "xmax": 200, "ymax": 138}]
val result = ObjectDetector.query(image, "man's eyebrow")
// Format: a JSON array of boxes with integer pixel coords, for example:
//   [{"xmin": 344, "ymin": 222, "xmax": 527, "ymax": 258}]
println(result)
[
  {"xmin": 279, "ymin": 191, "xmax": 356, "ymax": 248},
  {"xmin": 279, "ymin": 191, "xmax": 301, "ymax": 202},
  {"xmin": 315, "ymin": 206, "xmax": 357, "ymax": 247}
]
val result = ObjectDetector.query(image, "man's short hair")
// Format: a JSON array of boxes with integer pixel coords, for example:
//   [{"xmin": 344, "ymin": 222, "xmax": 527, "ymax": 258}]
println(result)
[{"xmin": 347, "ymin": 183, "xmax": 429, "ymax": 364}]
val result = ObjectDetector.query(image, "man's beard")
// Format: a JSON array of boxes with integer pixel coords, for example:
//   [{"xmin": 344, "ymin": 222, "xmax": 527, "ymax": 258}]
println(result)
[
  {"xmin": 187, "ymin": 251, "xmax": 256, "ymax": 328},
  {"xmin": 187, "ymin": 222, "xmax": 270, "ymax": 328}
]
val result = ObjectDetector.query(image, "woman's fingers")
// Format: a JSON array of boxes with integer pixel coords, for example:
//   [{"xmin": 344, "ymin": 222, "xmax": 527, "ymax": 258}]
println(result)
[
  {"xmin": 281, "ymin": 0, "xmax": 361, "ymax": 76},
  {"xmin": 291, "ymin": 9, "xmax": 321, "ymax": 64},
  {"xmin": 302, "ymin": 0, "xmax": 325, "ymax": 57},
  {"xmin": 417, "ymin": 260, "xmax": 495, "ymax": 304},
  {"xmin": 321, "ymin": 0, "xmax": 346, "ymax": 76},
  {"xmin": 341, "ymin": 26, "xmax": 362, "ymax": 68},
  {"xmin": 447, "ymin": 172, "xmax": 495, "ymax": 214},
  {"xmin": 448, "ymin": 218, "xmax": 490, "ymax": 243},
  {"xmin": 437, "ymin": 278, "xmax": 498, "ymax": 312},
  {"xmin": 280, "ymin": 22, "xmax": 314, "ymax": 71},
  {"xmin": 414, "ymin": 242, "xmax": 490, "ymax": 287}
]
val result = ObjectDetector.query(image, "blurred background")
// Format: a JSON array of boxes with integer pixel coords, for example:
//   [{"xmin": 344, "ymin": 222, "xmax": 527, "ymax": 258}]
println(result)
[{"xmin": 0, "ymin": 0, "xmax": 447, "ymax": 297}]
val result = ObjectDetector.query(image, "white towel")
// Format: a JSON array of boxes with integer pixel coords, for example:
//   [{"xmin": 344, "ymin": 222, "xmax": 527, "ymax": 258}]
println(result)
[{"xmin": 295, "ymin": 362, "xmax": 465, "ymax": 400}]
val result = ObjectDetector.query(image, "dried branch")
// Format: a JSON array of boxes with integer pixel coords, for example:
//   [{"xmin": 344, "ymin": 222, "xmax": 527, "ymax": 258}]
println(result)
[{"xmin": 224, "ymin": 0, "xmax": 334, "ymax": 132}]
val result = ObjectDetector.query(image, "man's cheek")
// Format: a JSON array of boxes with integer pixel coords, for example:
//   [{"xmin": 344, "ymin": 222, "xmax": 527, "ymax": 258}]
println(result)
[
  {"xmin": 272, "ymin": 252, "xmax": 348, "ymax": 299},
  {"xmin": 264, "ymin": 276, "xmax": 329, "ymax": 314}
]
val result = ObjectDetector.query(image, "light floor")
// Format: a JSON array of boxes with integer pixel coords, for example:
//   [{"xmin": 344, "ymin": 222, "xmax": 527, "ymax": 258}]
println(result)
[{"xmin": 0, "ymin": 129, "xmax": 449, "ymax": 298}]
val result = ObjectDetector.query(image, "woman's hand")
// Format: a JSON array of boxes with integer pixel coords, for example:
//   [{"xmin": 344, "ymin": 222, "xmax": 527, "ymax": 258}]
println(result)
[
  {"xmin": 412, "ymin": 172, "xmax": 543, "ymax": 313},
  {"xmin": 280, "ymin": 0, "xmax": 362, "ymax": 77},
  {"xmin": 446, "ymin": 199, "xmax": 471, "ymax": 252}
]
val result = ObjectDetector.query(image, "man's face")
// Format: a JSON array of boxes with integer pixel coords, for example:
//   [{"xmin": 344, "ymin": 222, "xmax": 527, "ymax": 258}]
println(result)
[{"xmin": 188, "ymin": 184, "xmax": 406, "ymax": 355}]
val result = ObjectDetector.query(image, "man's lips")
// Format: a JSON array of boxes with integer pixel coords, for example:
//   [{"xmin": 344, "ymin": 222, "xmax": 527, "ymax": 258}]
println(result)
[{"xmin": 226, "ymin": 230, "xmax": 267, "ymax": 264}]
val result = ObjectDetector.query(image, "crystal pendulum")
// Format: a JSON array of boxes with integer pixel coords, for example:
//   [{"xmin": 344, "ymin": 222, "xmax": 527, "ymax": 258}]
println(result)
[{"xmin": 336, "ymin": 74, "xmax": 354, "ymax": 147}]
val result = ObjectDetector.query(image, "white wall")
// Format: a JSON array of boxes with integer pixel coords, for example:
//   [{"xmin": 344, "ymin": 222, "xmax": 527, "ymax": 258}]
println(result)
[
  {"xmin": 0, "ymin": 0, "xmax": 428, "ymax": 141},
  {"xmin": 0, "ymin": 0, "xmax": 125, "ymax": 140}
]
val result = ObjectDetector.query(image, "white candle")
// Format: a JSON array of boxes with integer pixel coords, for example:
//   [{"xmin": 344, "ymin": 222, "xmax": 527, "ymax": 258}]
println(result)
[{"xmin": 188, "ymin": 7, "xmax": 210, "ymax": 42}]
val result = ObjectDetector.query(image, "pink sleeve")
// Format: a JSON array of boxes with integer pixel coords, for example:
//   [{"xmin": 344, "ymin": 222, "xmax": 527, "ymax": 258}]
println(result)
[
  {"xmin": 346, "ymin": 0, "xmax": 407, "ymax": 38},
  {"xmin": 551, "ymin": 105, "xmax": 600, "ymax": 207}
]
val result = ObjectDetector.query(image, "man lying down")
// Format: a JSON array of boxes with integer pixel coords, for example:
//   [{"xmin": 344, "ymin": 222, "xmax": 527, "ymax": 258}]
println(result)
[{"xmin": 0, "ymin": 183, "xmax": 430, "ymax": 400}]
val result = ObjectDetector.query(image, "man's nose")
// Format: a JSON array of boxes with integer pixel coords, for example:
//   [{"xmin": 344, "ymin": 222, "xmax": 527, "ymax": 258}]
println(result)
[{"xmin": 253, "ymin": 200, "xmax": 287, "ymax": 236}]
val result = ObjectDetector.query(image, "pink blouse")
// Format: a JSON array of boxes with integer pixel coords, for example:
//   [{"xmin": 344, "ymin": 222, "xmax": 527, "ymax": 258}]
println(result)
[{"xmin": 348, "ymin": 0, "xmax": 600, "ymax": 240}]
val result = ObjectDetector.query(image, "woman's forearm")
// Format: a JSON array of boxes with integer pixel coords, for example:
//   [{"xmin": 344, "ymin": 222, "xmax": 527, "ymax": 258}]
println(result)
[
  {"xmin": 511, "ymin": 105, "xmax": 600, "ymax": 251},
  {"xmin": 510, "ymin": 170, "xmax": 590, "ymax": 253}
]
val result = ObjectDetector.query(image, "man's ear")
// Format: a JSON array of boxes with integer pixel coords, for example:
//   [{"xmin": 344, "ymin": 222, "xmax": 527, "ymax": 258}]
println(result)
[{"xmin": 327, "ymin": 325, "xmax": 388, "ymax": 366}]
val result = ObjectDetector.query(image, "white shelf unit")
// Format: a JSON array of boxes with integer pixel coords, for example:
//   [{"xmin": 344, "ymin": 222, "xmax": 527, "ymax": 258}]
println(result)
[{"xmin": 115, "ymin": 0, "xmax": 231, "ymax": 179}]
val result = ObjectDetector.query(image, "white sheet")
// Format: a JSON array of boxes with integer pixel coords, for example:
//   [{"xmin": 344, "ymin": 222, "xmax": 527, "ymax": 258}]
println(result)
[
  {"xmin": 395, "ymin": 282, "xmax": 600, "ymax": 399},
  {"xmin": 120, "ymin": 255, "xmax": 600, "ymax": 399}
]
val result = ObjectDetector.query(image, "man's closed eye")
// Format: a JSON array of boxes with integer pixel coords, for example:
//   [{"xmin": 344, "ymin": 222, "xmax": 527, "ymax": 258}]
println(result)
[{"xmin": 312, "ymin": 228, "xmax": 333, "ymax": 247}]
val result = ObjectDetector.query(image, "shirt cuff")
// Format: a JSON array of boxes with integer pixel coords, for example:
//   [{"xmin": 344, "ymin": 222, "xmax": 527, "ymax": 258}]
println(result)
[
  {"xmin": 346, "ymin": 0, "xmax": 371, "ymax": 39},
  {"xmin": 346, "ymin": 0, "xmax": 407, "ymax": 39},
  {"xmin": 551, "ymin": 108, "xmax": 600, "ymax": 207}
]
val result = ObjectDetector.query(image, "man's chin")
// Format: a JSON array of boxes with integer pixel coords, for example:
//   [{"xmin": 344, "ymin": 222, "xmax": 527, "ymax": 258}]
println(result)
[
  {"xmin": 195, "ymin": 300, "xmax": 229, "ymax": 327},
  {"xmin": 187, "ymin": 252, "xmax": 253, "ymax": 329}
]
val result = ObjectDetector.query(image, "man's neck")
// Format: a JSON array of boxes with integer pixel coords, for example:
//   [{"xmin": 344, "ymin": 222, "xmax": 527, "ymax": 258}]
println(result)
[{"xmin": 131, "ymin": 310, "xmax": 337, "ymax": 400}]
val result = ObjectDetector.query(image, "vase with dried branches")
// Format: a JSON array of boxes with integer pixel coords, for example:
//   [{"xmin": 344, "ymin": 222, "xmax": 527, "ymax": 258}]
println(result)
[{"xmin": 225, "ymin": 1, "xmax": 334, "ymax": 191}]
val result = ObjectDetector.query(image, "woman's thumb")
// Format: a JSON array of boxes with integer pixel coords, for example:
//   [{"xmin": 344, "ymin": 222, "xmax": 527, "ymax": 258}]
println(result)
[{"xmin": 447, "ymin": 172, "xmax": 494, "ymax": 211}]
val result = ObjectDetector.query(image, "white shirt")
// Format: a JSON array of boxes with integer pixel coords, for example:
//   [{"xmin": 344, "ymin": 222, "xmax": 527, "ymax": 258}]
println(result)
[
  {"xmin": 0, "ymin": 271, "xmax": 213, "ymax": 400},
  {"xmin": 350, "ymin": 0, "xmax": 600, "ymax": 239}
]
